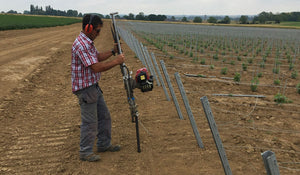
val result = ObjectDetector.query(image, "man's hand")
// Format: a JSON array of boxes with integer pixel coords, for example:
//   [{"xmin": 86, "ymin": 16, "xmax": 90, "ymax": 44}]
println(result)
[
  {"xmin": 91, "ymin": 53, "xmax": 125, "ymax": 73},
  {"xmin": 115, "ymin": 53, "xmax": 125, "ymax": 65}
]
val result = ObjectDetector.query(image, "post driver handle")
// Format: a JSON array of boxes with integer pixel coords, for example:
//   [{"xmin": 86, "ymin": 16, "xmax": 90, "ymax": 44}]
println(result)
[{"xmin": 110, "ymin": 12, "xmax": 123, "ymax": 55}]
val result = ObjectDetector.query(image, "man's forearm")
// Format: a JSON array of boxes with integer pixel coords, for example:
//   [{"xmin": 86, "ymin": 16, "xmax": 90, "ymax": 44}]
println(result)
[
  {"xmin": 97, "ymin": 50, "xmax": 114, "ymax": 62},
  {"xmin": 90, "ymin": 59, "xmax": 119, "ymax": 73}
]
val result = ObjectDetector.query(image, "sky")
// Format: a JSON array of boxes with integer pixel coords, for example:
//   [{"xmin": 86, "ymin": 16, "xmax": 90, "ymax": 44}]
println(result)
[{"xmin": 1, "ymin": 0, "xmax": 299, "ymax": 16}]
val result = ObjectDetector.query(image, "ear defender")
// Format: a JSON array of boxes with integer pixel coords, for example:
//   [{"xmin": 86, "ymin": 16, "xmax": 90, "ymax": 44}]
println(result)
[{"xmin": 85, "ymin": 15, "xmax": 94, "ymax": 33}]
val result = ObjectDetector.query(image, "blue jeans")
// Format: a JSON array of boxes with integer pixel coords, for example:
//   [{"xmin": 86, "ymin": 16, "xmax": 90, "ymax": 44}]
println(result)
[{"xmin": 75, "ymin": 84, "xmax": 111, "ymax": 157}]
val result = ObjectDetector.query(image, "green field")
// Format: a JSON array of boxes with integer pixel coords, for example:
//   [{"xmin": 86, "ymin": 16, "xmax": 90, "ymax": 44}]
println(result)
[
  {"xmin": 0, "ymin": 14, "xmax": 81, "ymax": 30},
  {"xmin": 279, "ymin": 21, "xmax": 300, "ymax": 27}
]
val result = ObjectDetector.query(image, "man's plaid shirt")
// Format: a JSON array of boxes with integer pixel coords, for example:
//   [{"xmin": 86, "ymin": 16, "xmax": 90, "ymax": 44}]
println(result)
[{"xmin": 71, "ymin": 32, "xmax": 101, "ymax": 92}]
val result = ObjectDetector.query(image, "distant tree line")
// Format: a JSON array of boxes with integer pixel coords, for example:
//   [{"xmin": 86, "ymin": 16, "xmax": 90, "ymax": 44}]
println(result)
[
  {"xmin": 191, "ymin": 11, "xmax": 300, "ymax": 24},
  {"xmin": 117, "ymin": 11, "xmax": 300, "ymax": 24},
  {"xmin": 205, "ymin": 16, "xmax": 231, "ymax": 24},
  {"xmin": 120, "ymin": 13, "xmax": 231, "ymax": 24},
  {"xmin": 237, "ymin": 12, "xmax": 300, "ymax": 24},
  {"xmin": 253, "ymin": 11, "xmax": 300, "ymax": 24},
  {"xmin": 5, "ymin": 10, "xmax": 18, "ymax": 14},
  {"xmin": 123, "ymin": 12, "xmax": 167, "ymax": 21},
  {"xmin": 23, "ymin": 5, "xmax": 83, "ymax": 17}
]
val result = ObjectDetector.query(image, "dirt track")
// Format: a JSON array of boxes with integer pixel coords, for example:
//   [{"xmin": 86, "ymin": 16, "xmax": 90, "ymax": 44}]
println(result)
[{"xmin": 0, "ymin": 21, "xmax": 300, "ymax": 175}]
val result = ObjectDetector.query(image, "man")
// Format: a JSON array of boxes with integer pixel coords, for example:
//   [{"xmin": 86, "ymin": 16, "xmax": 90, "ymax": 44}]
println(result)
[{"xmin": 71, "ymin": 14, "xmax": 124, "ymax": 162}]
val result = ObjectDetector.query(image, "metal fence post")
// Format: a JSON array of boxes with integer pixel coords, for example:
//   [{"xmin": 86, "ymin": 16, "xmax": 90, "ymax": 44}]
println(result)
[
  {"xmin": 174, "ymin": 72, "xmax": 204, "ymax": 148},
  {"xmin": 140, "ymin": 43, "xmax": 150, "ymax": 71},
  {"xmin": 160, "ymin": 60, "xmax": 184, "ymax": 120},
  {"xmin": 200, "ymin": 96, "xmax": 232, "ymax": 175},
  {"xmin": 151, "ymin": 53, "xmax": 170, "ymax": 101},
  {"xmin": 144, "ymin": 46, "xmax": 160, "ymax": 86},
  {"xmin": 135, "ymin": 41, "xmax": 147, "ymax": 67},
  {"xmin": 261, "ymin": 151, "xmax": 280, "ymax": 175}
]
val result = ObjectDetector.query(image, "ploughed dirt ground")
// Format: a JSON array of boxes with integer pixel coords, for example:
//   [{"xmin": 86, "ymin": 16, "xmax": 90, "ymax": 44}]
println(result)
[{"xmin": 0, "ymin": 20, "xmax": 299, "ymax": 175}]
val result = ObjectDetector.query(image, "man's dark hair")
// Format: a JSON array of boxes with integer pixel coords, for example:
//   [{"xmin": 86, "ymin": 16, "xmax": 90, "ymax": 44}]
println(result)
[{"xmin": 82, "ymin": 14, "xmax": 103, "ymax": 30}]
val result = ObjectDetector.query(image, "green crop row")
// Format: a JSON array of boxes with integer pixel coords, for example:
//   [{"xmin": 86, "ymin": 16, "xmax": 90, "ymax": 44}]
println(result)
[{"xmin": 0, "ymin": 14, "xmax": 81, "ymax": 30}]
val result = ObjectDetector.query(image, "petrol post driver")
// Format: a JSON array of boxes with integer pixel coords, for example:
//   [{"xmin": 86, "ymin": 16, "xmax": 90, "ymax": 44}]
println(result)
[{"xmin": 110, "ymin": 12, "xmax": 153, "ymax": 153}]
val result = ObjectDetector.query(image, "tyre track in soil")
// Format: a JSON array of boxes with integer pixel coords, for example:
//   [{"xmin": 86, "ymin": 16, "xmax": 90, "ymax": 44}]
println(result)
[
  {"xmin": 0, "ymin": 26, "xmax": 74, "ymax": 65},
  {"xmin": 0, "ymin": 53, "xmax": 76, "ymax": 174},
  {"xmin": 0, "ymin": 24, "xmax": 81, "ymax": 174},
  {"xmin": 0, "ymin": 24, "xmax": 78, "ymax": 100}
]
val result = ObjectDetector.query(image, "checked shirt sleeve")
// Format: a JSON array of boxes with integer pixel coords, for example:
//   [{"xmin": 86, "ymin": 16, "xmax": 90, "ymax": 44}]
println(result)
[{"xmin": 76, "ymin": 45, "xmax": 98, "ymax": 68}]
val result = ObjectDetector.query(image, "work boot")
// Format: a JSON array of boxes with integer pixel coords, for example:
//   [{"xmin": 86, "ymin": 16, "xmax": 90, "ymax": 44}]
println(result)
[
  {"xmin": 97, "ymin": 144, "xmax": 121, "ymax": 152},
  {"xmin": 80, "ymin": 153, "xmax": 101, "ymax": 162}
]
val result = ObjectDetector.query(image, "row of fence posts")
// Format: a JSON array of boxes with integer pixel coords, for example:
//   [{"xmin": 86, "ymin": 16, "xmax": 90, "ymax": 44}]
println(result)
[{"xmin": 117, "ymin": 26, "xmax": 280, "ymax": 175}]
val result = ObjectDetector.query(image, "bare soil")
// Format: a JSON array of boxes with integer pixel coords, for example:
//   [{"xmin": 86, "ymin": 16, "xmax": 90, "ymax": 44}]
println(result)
[{"xmin": 0, "ymin": 21, "xmax": 299, "ymax": 175}]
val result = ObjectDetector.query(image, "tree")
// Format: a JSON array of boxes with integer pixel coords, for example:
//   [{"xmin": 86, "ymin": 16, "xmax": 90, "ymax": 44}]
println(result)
[
  {"xmin": 290, "ymin": 12, "xmax": 300, "ymax": 21},
  {"xmin": 181, "ymin": 16, "xmax": 188, "ymax": 22},
  {"xmin": 193, "ymin": 16, "xmax": 202, "ymax": 23},
  {"xmin": 29, "ymin": 4, "xmax": 82, "ymax": 17},
  {"xmin": 128, "ymin": 13, "xmax": 135, "ymax": 20},
  {"xmin": 257, "ymin": 11, "xmax": 269, "ymax": 23},
  {"xmin": 7, "ymin": 10, "xmax": 18, "ymax": 14},
  {"xmin": 253, "ymin": 11, "xmax": 300, "ymax": 23},
  {"xmin": 239, "ymin": 15, "xmax": 248, "ymax": 24},
  {"xmin": 274, "ymin": 15, "xmax": 281, "ymax": 24},
  {"xmin": 30, "ymin": 5, "xmax": 34, "ymax": 13},
  {"xmin": 171, "ymin": 16, "xmax": 176, "ymax": 21},
  {"xmin": 136, "ymin": 12, "xmax": 145, "ymax": 20},
  {"xmin": 123, "ymin": 15, "xmax": 129, "ymax": 19},
  {"xmin": 124, "ymin": 13, "xmax": 134, "ymax": 20},
  {"xmin": 223, "ymin": 16, "xmax": 231, "ymax": 24},
  {"xmin": 67, "ymin": 10, "xmax": 78, "ymax": 17},
  {"xmin": 146, "ymin": 14, "xmax": 166, "ymax": 21},
  {"xmin": 207, "ymin": 17, "xmax": 217, "ymax": 23},
  {"xmin": 157, "ymin": 15, "xmax": 167, "ymax": 21},
  {"xmin": 148, "ymin": 14, "xmax": 157, "ymax": 21}
]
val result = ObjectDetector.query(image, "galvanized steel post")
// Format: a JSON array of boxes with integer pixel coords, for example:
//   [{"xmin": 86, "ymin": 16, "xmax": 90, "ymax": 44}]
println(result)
[
  {"xmin": 200, "ymin": 96, "xmax": 232, "ymax": 175},
  {"xmin": 160, "ymin": 60, "xmax": 184, "ymax": 120},
  {"xmin": 151, "ymin": 52, "xmax": 170, "ymax": 101},
  {"xmin": 174, "ymin": 72, "xmax": 204, "ymax": 148},
  {"xmin": 261, "ymin": 151, "xmax": 280, "ymax": 175}
]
